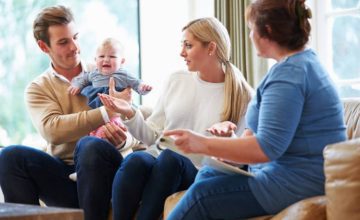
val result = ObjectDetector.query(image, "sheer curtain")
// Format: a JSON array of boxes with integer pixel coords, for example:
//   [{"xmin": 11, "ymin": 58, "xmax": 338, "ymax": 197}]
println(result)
[{"xmin": 214, "ymin": 0, "xmax": 268, "ymax": 87}]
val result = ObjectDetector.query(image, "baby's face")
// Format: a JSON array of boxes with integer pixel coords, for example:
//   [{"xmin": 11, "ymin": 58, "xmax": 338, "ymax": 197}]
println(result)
[{"xmin": 95, "ymin": 46, "xmax": 124, "ymax": 75}]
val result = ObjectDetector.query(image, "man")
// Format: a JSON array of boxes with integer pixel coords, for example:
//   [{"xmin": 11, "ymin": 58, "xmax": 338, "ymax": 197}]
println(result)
[{"xmin": 0, "ymin": 5, "xmax": 138, "ymax": 220}]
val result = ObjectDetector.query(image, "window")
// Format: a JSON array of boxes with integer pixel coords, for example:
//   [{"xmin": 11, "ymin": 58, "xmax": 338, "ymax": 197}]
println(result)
[
  {"xmin": 0, "ymin": 0, "xmax": 140, "ymax": 146},
  {"xmin": 140, "ymin": 0, "xmax": 214, "ymax": 107},
  {"xmin": 309, "ymin": 0, "xmax": 360, "ymax": 98}
]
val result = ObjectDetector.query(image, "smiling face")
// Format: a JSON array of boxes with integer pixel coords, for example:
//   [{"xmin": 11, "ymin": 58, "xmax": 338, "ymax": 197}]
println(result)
[
  {"xmin": 95, "ymin": 44, "xmax": 125, "ymax": 75},
  {"xmin": 180, "ymin": 30, "xmax": 211, "ymax": 72},
  {"xmin": 38, "ymin": 21, "xmax": 81, "ymax": 73}
]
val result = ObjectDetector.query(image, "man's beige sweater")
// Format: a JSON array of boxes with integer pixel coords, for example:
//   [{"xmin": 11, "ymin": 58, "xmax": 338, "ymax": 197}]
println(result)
[{"xmin": 25, "ymin": 65, "xmax": 134, "ymax": 165}]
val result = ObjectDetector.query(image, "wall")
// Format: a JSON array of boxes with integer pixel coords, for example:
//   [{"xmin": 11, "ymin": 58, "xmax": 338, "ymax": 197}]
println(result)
[{"xmin": 140, "ymin": 0, "xmax": 214, "ymax": 106}]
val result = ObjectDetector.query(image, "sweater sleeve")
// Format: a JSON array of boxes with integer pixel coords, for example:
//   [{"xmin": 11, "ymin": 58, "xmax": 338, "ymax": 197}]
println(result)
[
  {"xmin": 25, "ymin": 77, "xmax": 104, "ymax": 145},
  {"xmin": 123, "ymin": 75, "xmax": 171, "ymax": 145}
]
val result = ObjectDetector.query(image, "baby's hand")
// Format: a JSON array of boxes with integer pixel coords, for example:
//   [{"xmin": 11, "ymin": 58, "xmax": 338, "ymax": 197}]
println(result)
[
  {"xmin": 68, "ymin": 85, "xmax": 81, "ymax": 95},
  {"xmin": 138, "ymin": 83, "xmax": 152, "ymax": 95}
]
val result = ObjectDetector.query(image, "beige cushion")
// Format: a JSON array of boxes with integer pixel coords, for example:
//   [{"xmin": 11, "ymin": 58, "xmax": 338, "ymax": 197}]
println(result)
[
  {"xmin": 163, "ymin": 191, "xmax": 186, "ymax": 220},
  {"xmin": 163, "ymin": 192, "xmax": 326, "ymax": 220},
  {"xmin": 343, "ymin": 98, "xmax": 360, "ymax": 139},
  {"xmin": 269, "ymin": 196, "xmax": 326, "ymax": 220},
  {"xmin": 324, "ymin": 138, "xmax": 360, "ymax": 220}
]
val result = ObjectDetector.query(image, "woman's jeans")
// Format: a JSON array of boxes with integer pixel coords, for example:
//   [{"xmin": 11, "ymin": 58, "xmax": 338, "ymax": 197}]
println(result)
[
  {"xmin": 167, "ymin": 166, "xmax": 268, "ymax": 220},
  {"xmin": 112, "ymin": 149, "xmax": 198, "ymax": 220},
  {"xmin": 0, "ymin": 136, "xmax": 122, "ymax": 220}
]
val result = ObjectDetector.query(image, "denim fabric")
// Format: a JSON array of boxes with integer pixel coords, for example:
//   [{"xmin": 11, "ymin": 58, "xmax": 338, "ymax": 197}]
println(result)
[
  {"xmin": 112, "ymin": 151, "xmax": 156, "ymax": 220},
  {"xmin": 74, "ymin": 136, "xmax": 123, "ymax": 220},
  {"xmin": 167, "ymin": 167, "xmax": 267, "ymax": 220},
  {"xmin": 0, "ymin": 145, "xmax": 78, "ymax": 207},
  {"xmin": 0, "ymin": 136, "xmax": 123, "ymax": 220},
  {"xmin": 112, "ymin": 149, "xmax": 198, "ymax": 220}
]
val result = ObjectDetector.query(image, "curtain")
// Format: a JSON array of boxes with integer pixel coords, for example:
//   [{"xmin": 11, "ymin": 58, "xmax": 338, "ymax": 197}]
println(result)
[{"xmin": 214, "ymin": 0, "xmax": 268, "ymax": 87}]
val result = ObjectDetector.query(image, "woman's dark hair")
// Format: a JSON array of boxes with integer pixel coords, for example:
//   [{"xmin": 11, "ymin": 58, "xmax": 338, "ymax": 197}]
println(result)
[{"xmin": 246, "ymin": 0, "xmax": 312, "ymax": 50}]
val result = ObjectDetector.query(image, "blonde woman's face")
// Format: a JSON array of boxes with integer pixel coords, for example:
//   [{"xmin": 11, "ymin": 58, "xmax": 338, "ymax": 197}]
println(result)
[{"xmin": 180, "ymin": 30, "xmax": 210, "ymax": 72}]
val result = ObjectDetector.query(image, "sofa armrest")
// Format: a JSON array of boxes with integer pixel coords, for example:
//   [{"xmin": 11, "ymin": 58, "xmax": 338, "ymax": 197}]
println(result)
[
  {"xmin": 269, "ymin": 196, "xmax": 326, "ymax": 220},
  {"xmin": 163, "ymin": 191, "xmax": 186, "ymax": 220},
  {"xmin": 324, "ymin": 138, "xmax": 360, "ymax": 220}
]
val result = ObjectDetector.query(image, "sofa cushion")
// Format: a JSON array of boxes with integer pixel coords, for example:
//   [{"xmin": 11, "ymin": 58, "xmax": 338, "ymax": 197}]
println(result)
[
  {"xmin": 268, "ymin": 196, "xmax": 326, "ymax": 220},
  {"xmin": 324, "ymin": 138, "xmax": 360, "ymax": 220},
  {"xmin": 343, "ymin": 98, "xmax": 360, "ymax": 139},
  {"xmin": 163, "ymin": 191, "xmax": 186, "ymax": 220}
]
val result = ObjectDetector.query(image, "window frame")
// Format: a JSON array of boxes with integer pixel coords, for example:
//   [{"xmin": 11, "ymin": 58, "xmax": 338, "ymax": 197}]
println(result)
[{"xmin": 310, "ymin": 1, "xmax": 360, "ymax": 95}]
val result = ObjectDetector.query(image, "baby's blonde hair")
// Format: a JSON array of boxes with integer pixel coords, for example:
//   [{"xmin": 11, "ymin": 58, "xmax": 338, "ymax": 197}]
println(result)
[{"xmin": 97, "ymin": 37, "xmax": 125, "ymax": 57}]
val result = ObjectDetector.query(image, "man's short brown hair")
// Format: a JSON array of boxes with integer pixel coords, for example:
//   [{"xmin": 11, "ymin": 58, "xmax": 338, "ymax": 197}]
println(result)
[{"xmin": 33, "ymin": 5, "xmax": 74, "ymax": 47}]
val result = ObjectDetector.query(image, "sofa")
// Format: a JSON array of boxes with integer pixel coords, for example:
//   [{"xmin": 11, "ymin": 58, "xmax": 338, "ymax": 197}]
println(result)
[{"xmin": 163, "ymin": 98, "xmax": 360, "ymax": 220}]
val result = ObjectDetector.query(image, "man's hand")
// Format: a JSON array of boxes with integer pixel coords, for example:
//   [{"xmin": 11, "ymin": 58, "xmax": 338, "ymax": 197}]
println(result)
[{"xmin": 101, "ymin": 122, "xmax": 128, "ymax": 147}]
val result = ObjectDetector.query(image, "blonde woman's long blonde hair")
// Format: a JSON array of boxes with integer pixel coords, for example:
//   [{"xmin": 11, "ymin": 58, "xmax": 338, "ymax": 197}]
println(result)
[{"xmin": 183, "ymin": 17, "xmax": 253, "ymax": 124}]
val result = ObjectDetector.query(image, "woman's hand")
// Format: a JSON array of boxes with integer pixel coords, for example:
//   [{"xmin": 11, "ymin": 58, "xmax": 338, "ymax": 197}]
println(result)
[
  {"xmin": 241, "ymin": 129, "xmax": 253, "ymax": 138},
  {"xmin": 206, "ymin": 121, "xmax": 237, "ymax": 137},
  {"xmin": 99, "ymin": 93, "xmax": 135, "ymax": 119},
  {"xmin": 101, "ymin": 122, "xmax": 128, "ymax": 147},
  {"xmin": 163, "ymin": 129, "xmax": 208, "ymax": 154},
  {"xmin": 109, "ymin": 77, "xmax": 132, "ymax": 103}
]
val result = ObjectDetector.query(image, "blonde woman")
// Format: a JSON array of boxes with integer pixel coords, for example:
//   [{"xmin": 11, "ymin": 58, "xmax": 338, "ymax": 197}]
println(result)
[{"xmin": 99, "ymin": 17, "xmax": 253, "ymax": 220}]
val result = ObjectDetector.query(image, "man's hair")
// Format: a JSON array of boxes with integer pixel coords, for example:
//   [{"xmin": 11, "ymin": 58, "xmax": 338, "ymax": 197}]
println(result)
[{"xmin": 33, "ymin": 5, "xmax": 74, "ymax": 47}]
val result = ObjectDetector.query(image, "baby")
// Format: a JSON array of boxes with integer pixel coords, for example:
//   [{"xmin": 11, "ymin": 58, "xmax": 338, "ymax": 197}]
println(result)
[
  {"xmin": 68, "ymin": 38, "xmax": 152, "ymax": 181},
  {"xmin": 69, "ymin": 37, "xmax": 152, "ymax": 138}
]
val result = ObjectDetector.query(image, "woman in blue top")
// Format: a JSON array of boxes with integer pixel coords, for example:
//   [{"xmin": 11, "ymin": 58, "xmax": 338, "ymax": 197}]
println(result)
[{"xmin": 164, "ymin": 0, "xmax": 347, "ymax": 219}]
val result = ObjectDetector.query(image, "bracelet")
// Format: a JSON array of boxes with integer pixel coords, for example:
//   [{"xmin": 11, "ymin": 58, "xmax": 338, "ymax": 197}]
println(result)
[{"xmin": 117, "ymin": 140, "xmax": 127, "ymax": 150}]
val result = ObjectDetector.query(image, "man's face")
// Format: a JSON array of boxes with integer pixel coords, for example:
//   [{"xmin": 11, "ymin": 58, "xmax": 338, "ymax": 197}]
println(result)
[{"xmin": 38, "ymin": 21, "xmax": 81, "ymax": 73}]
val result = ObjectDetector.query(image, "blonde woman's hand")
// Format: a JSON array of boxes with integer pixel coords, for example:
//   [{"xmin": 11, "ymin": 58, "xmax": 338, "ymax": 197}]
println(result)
[
  {"xmin": 241, "ymin": 129, "xmax": 254, "ymax": 138},
  {"xmin": 206, "ymin": 121, "xmax": 237, "ymax": 137},
  {"xmin": 109, "ymin": 77, "xmax": 132, "ymax": 103},
  {"xmin": 163, "ymin": 129, "xmax": 208, "ymax": 154},
  {"xmin": 99, "ymin": 93, "xmax": 134, "ymax": 119}
]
